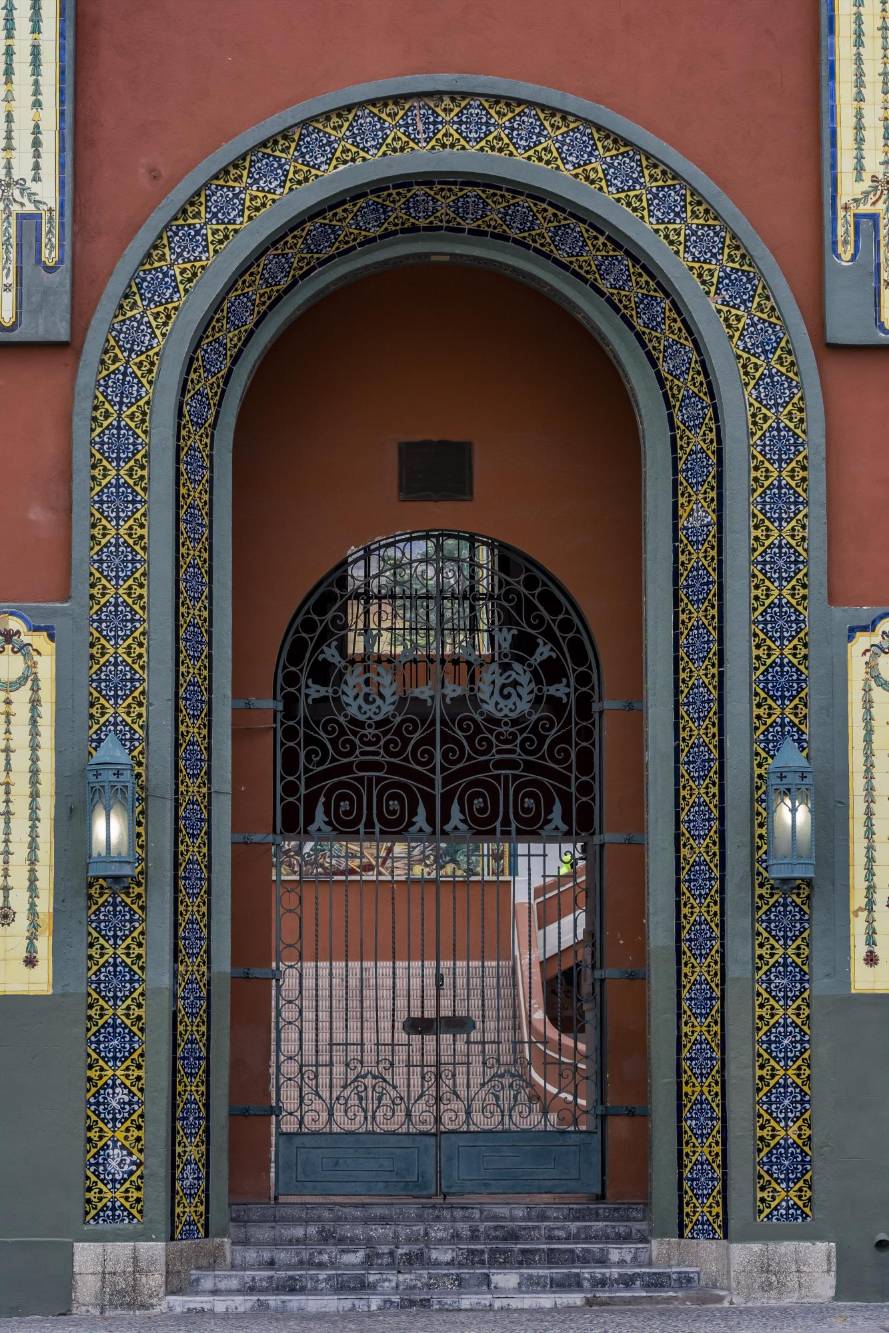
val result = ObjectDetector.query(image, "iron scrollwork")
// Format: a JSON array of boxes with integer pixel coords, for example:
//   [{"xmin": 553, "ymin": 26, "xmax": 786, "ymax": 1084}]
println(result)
[{"xmin": 276, "ymin": 532, "xmax": 600, "ymax": 1137}]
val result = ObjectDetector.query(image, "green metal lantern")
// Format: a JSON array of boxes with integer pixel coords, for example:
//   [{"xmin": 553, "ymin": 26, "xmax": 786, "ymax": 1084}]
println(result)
[
  {"xmin": 766, "ymin": 739, "xmax": 814, "ymax": 882},
  {"xmin": 87, "ymin": 734, "xmax": 136, "ymax": 880}
]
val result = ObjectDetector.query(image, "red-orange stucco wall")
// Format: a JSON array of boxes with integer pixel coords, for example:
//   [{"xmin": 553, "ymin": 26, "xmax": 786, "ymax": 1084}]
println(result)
[
  {"xmin": 228, "ymin": 265, "xmax": 647, "ymax": 1198},
  {"xmin": 0, "ymin": 0, "xmax": 884, "ymax": 606}
]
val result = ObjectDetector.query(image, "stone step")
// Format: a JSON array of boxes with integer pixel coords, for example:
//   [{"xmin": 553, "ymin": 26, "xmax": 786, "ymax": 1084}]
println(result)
[
  {"xmin": 223, "ymin": 1242, "xmax": 651, "ymax": 1274},
  {"xmin": 190, "ymin": 1265, "xmax": 691, "ymax": 1295},
  {"xmin": 231, "ymin": 1201, "xmax": 647, "ymax": 1223},
  {"xmin": 231, "ymin": 1218, "xmax": 650, "ymax": 1245},
  {"xmin": 168, "ymin": 1283, "xmax": 725, "ymax": 1315}
]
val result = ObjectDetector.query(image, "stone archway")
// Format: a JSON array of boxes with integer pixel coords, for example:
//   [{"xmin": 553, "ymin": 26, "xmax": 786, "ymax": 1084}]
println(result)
[{"xmin": 73, "ymin": 77, "xmax": 824, "ymax": 1243}]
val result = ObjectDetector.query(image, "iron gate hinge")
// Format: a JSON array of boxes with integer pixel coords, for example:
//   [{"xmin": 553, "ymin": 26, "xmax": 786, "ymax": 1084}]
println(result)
[
  {"xmin": 593, "ymin": 833, "xmax": 646, "ymax": 845},
  {"xmin": 231, "ymin": 833, "xmax": 283, "ymax": 844},
  {"xmin": 595, "ymin": 1104, "xmax": 649, "ymax": 1117},
  {"xmin": 595, "ymin": 700, "xmax": 643, "ymax": 712},
  {"xmin": 232, "ymin": 698, "xmax": 282, "ymax": 711},
  {"xmin": 229, "ymin": 1104, "xmax": 276, "ymax": 1116},
  {"xmin": 231, "ymin": 967, "xmax": 278, "ymax": 979},
  {"xmin": 593, "ymin": 968, "xmax": 647, "ymax": 980}
]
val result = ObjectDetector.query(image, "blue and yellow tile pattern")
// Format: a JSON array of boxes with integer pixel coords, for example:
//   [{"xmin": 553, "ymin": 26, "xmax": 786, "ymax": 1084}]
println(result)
[{"xmin": 85, "ymin": 94, "xmax": 810, "ymax": 1235}]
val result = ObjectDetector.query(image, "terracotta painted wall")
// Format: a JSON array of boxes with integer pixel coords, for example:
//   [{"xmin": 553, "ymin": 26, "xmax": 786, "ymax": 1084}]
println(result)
[
  {"xmin": 228, "ymin": 264, "xmax": 646, "ymax": 1198},
  {"xmin": 0, "ymin": 0, "xmax": 884, "ymax": 606}
]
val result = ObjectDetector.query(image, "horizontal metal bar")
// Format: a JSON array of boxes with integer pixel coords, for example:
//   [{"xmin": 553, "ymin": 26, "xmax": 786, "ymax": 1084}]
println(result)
[
  {"xmin": 593, "ymin": 968, "xmax": 647, "ymax": 981},
  {"xmin": 229, "ymin": 1104, "xmax": 276, "ymax": 1117},
  {"xmin": 231, "ymin": 833, "xmax": 283, "ymax": 844},
  {"xmin": 232, "ymin": 698, "xmax": 282, "ymax": 711},
  {"xmin": 595, "ymin": 1105, "xmax": 649, "ymax": 1117},
  {"xmin": 592, "ymin": 833, "xmax": 646, "ymax": 845},
  {"xmin": 231, "ymin": 967, "xmax": 278, "ymax": 979},
  {"xmin": 595, "ymin": 699, "xmax": 643, "ymax": 712}
]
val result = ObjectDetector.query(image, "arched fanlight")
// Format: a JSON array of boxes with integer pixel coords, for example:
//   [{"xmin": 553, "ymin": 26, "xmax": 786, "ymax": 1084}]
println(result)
[
  {"xmin": 87, "ymin": 734, "xmax": 136, "ymax": 880},
  {"xmin": 767, "ymin": 739, "xmax": 814, "ymax": 882}
]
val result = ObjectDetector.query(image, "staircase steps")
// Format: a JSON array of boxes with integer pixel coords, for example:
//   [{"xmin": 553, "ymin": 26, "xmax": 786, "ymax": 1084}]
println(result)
[{"xmin": 166, "ymin": 1202, "xmax": 727, "ymax": 1313}]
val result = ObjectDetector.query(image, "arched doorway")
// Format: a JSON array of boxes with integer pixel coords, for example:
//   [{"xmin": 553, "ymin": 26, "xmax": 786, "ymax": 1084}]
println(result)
[
  {"xmin": 275, "ymin": 528, "xmax": 600, "ymax": 1195},
  {"xmin": 228, "ymin": 264, "xmax": 647, "ymax": 1201}
]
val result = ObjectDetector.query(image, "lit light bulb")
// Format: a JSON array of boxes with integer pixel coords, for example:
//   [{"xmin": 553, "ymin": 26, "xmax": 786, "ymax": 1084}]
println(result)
[
  {"xmin": 90, "ymin": 801, "xmax": 107, "ymax": 856},
  {"xmin": 773, "ymin": 792, "xmax": 793, "ymax": 861},
  {"xmin": 108, "ymin": 800, "xmax": 128, "ymax": 857}
]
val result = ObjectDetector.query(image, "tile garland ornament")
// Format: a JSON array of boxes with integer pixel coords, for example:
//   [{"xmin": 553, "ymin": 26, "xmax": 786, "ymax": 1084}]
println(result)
[
  {"xmin": 84, "ymin": 92, "xmax": 811, "ymax": 1234},
  {"xmin": 827, "ymin": 0, "xmax": 889, "ymax": 336},
  {"xmin": 848, "ymin": 613, "xmax": 889, "ymax": 990},
  {"xmin": 0, "ymin": 0, "xmax": 66, "ymax": 332},
  {"xmin": 0, "ymin": 609, "xmax": 55, "ymax": 994}
]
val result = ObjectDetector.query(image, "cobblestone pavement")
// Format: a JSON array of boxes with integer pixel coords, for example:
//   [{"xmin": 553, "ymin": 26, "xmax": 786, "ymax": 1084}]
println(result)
[{"xmin": 2, "ymin": 1307, "xmax": 889, "ymax": 1332}]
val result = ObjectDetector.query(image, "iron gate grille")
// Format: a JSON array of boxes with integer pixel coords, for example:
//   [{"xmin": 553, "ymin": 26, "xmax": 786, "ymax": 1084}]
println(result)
[{"xmin": 275, "ymin": 532, "xmax": 600, "ymax": 1143}]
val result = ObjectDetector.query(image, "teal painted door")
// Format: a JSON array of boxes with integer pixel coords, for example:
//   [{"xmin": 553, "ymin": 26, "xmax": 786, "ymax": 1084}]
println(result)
[{"xmin": 274, "ymin": 533, "xmax": 602, "ymax": 1197}]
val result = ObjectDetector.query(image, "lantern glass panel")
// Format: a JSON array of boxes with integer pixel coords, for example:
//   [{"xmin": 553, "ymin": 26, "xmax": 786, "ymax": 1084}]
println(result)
[
  {"xmin": 795, "ymin": 787, "xmax": 812, "ymax": 859},
  {"xmin": 108, "ymin": 798, "xmax": 129, "ymax": 857},
  {"xmin": 773, "ymin": 788, "xmax": 793, "ymax": 861},
  {"xmin": 90, "ymin": 795, "xmax": 107, "ymax": 858}
]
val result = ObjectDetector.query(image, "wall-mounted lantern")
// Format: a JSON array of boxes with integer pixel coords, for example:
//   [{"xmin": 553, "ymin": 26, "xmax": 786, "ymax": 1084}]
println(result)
[
  {"xmin": 767, "ymin": 739, "xmax": 814, "ymax": 882},
  {"xmin": 87, "ymin": 734, "xmax": 136, "ymax": 880}
]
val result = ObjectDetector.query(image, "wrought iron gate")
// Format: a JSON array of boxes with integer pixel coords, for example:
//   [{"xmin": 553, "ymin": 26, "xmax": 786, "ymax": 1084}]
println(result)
[{"xmin": 274, "ymin": 532, "xmax": 602, "ymax": 1195}]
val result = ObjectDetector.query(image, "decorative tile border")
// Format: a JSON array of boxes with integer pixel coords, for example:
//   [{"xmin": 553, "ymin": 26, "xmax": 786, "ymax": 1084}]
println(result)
[
  {"xmin": 84, "ymin": 92, "xmax": 810, "ymax": 1233},
  {"xmin": 0, "ymin": 0, "xmax": 69, "ymax": 338},
  {"xmin": 0, "ymin": 609, "xmax": 55, "ymax": 993},
  {"xmin": 176, "ymin": 179, "xmax": 724, "ymax": 1239},
  {"xmin": 825, "ymin": 0, "xmax": 889, "ymax": 340}
]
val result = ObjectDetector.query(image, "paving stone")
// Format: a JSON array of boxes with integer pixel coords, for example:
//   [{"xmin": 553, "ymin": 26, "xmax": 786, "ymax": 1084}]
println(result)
[{"xmin": 4, "ymin": 1302, "xmax": 889, "ymax": 1329}]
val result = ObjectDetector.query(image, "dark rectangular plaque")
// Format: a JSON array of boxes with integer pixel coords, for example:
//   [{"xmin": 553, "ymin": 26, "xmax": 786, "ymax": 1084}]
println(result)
[{"xmin": 398, "ymin": 440, "xmax": 473, "ymax": 501}]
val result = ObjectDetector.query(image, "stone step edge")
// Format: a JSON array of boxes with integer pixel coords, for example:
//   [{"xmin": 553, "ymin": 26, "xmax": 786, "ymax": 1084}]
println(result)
[
  {"xmin": 167, "ymin": 1289, "xmax": 729, "ymax": 1312},
  {"xmin": 187, "ymin": 1264, "xmax": 699, "ymax": 1284},
  {"xmin": 232, "ymin": 1204, "xmax": 647, "ymax": 1213},
  {"xmin": 224, "ymin": 1255, "xmax": 654, "ymax": 1273}
]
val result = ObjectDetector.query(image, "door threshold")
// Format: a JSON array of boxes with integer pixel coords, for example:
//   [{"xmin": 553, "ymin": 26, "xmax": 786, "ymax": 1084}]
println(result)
[{"xmin": 274, "ymin": 1199, "xmax": 615, "ymax": 1210}]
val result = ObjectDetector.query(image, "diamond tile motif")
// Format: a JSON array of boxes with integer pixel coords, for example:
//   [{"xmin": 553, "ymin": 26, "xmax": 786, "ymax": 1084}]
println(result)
[
  {"xmin": 91, "ymin": 958, "xmax": 142, "ymax": 1007},
  {"xmin": 760, "ymin": 1074, "xmax": 810, "ymax": 1129},
  {"xmin": 87, "ymin": 1076, "xmax": 142, "ymax": 1132},
  {"xmin": 756, "ymin": 657, "xmax": 807, "ymax": 708},
  {"xmin": 450, "ymin": 99, "xmax": 497, "ymax": 146},
  {"xmin": 681, "ymin": 682, "xmax": 716, "ymax": 729},
  {"xmin": 90, "ymin": 654, "xmax": 142, "ymax": 708},
  {"xmin": 683, "ymin": 796, "xmax": 716, "ymax": 847},
  {"xmin": 600, "ymin": 149, "xmax": 645, "ymax": 193},
  {"xmin": 683, "ymin": 224, "xmax": 725, "ymax": 265},
  {"xmin": 685, "ymin": 1094, "xmax": 719, "ymax": 1145},
  {"xmin": 89, "ymin": 1016, "xmax": 142, "ymax": 1070},
  {"xmin": 246, "ymin": 150, "xmax": 290, "ymax": 194},
  {"xmin": 553, "ymin": 124, "xmax": 599, "ymax": 169},
  {"xmin": 754, "ymin": 596, "xmax": 807, "ymax": 649},
  {"xmin": 757, "ymin": 538, "xmax": 810, "ymax": 591},
  {"xmin": 683, "ymin": 854, "xmax": 717, "ymax": 905},
  {"xmin": 684, "ymin": 976, "xmax": 719, "ymax": 1023},
  {"xmin": 501, "ymin": 106, "xmax": 548, "ymax": 153},
  {"xmin": 758, "ymin": 1014, "xmax": 809, "ymax": 1070},
  {"xmin": 685, "ymin": 1033, "xmax": 719, "ymax": 1082}
]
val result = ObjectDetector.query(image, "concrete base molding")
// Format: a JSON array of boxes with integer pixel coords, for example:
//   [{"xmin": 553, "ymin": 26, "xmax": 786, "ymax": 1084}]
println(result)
[
  {"xmin": 651, "ymin": 1239, "xmax": 836, "ymax": 1303},
  {"xmin": 71, "ymin": 1238, "xmax": 230, "ymax": 1314}
]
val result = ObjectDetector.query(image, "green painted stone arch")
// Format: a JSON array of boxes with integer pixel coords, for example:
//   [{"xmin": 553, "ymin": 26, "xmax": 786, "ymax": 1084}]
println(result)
[{"xmin": 72, "ymin": 76, "xmax": 826, "ymax": 1243}]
